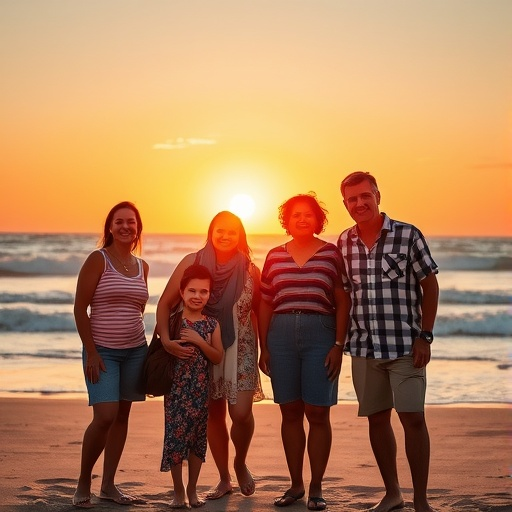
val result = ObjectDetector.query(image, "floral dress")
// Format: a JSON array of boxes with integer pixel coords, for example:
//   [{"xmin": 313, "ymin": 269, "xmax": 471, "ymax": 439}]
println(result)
[
  {"xmin": 160, "ymin": 316, "xmax": 218, "ymax": 470},
  {"xmin": 210, "ymin": 269, "xmax": 265, "ymax": 404}
]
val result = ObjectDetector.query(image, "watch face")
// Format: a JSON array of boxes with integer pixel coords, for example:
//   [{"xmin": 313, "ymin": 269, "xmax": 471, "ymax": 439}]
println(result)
[{"xmin": 420, "ymin": 332, "xmax": 433, "ymax": 342}]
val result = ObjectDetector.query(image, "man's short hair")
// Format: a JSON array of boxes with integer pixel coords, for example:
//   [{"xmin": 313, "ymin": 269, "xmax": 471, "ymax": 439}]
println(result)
[{"xmin": 340, "ymin": 171, "xmax": 379, "ymax": 198}]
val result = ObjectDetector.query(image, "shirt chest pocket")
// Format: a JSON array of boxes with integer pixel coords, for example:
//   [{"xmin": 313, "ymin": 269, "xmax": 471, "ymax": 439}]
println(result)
[{"xmin": 382, "ymin": 253, "xmax": 408, "ymax": 280}]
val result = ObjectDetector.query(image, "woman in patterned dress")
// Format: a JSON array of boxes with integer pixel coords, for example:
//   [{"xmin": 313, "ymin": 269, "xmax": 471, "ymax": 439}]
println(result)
[
  {"xmin": 160, "ymin": 264, "xmax": 223, "ymax": 508},
  {"xmin": 156, "ymin": 211, "xmax": 263, "ymax": 501}
]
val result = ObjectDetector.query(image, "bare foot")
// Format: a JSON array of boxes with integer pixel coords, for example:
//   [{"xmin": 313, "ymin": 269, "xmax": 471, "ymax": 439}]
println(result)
[
  {"xmin": 187, "ymin": 487, "xmax": 206, "ymax": 508},
  {"xmin": 72, "ymin": 492, "xmax": 94, "ymax": 509},
  {"xmin": 367, "ymin": 496, "xmax": 405, "ymax": 512},
  {"xmin": 205, "ymin": 480, "xmax": 233, "ymax": 500},
  {"xmin": 234, "ymin": 461, "xmax": 255, "ymax": 496},
  {"xmin": 169, "ymin": 499, "xmax": 188, "ymax": 509},
  {"xmin": 413, "ymin": 499, "xmax": 436, "ymax": 512},
  {"xmin": 170, "ymin": 487, "xmax": 187, "ymax": 509}
]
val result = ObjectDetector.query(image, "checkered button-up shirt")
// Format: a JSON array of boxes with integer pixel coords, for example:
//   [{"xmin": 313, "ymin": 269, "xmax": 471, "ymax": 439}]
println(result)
[{"xmin": 337, "ymin": 213, "xmax": 438, "ymax": 359}]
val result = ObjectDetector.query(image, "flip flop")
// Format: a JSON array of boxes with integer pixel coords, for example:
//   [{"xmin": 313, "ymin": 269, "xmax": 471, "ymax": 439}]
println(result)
[
  {"xmin": 190, "ymin": 499, "xmax": 206, "ymax": 508},
  {"xmin": 99, "ymin": 490, "xmax": 146, "ymax": 505},
  {"xmin": 307, "ymin": 496, "xmax": 327, "ymax": 511},
  {"xmin": 72, "ymin": 493, "xmax": 94, "ymax": 509},
  {"xmin": 274, "ymin": 490, "xmax": 305, "ymax": 507}
]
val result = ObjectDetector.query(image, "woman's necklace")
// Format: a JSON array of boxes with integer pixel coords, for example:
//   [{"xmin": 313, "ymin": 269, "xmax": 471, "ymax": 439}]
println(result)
[{"xmin": 107, "ymin": 248, "xmax": 134, "ymax": 272}]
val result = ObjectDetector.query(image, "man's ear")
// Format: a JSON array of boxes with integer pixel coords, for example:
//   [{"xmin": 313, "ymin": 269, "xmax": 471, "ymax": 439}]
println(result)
[
  {"xmin": 343, "ymin": 199, "xmax": 349, "ymax": 210},
  {"xmin": 375, "ymin": 191, "xmax": 381, "ymax": 205}
]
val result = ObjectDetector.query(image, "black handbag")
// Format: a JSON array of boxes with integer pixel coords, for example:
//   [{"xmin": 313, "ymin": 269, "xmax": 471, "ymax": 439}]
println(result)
[{"xmin": 142, "ymin": 302, "xmax": 183, "ymax": 397}]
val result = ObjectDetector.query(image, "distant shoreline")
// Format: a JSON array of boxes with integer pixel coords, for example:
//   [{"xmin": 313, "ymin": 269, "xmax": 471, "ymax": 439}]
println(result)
[{"xmin": 0, "ymin": 231, "xmax": 511, "ymax": 238}]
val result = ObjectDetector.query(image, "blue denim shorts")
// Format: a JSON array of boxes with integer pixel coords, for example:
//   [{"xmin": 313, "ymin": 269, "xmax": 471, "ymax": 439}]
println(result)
[
  {"xmin": 267, "ymin": 313, "xmax": 338, "ymax": 406},
  {"xmin": 82, "ymin": 344, "xmax": 148, "ymax": 406}
]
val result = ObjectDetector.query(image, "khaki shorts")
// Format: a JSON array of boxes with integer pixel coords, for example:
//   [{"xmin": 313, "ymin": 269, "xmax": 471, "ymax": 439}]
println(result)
[{"xmin": 351, "ymin": 355, "xmax": 426, "ymax": 416}]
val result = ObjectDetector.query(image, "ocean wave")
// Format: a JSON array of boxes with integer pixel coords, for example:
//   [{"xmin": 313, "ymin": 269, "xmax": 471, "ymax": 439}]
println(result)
[
  {"xmin": 0, "ymin": 255, "xmax": 84, "ymax": 276},
  {"xmin": 434, "ymin": 254, "xmax": 512, "ymax": 271},
  {"xmin": 1, "ymin": 304, "xmax": 511, "ymax": 340},
  {"xmin": 0, "ymin": 308, "xmax": 77, "ymax": 332},
  {"xmin": 0, "ymin": 254, "xmax": 177, "ymax": 278},
  {"xmin": 433, "ymin": 355, "xmax": 507, "ymax": 363},
  {"xmin": 0, "ymin": 291, "xmax": 75, "ymax": 304},
  {"xmin": 2, "ymin": 288, "xmax": 509, "ymax": 308},
  {"xmin": 0, "ymin": 291, "xmax": 160, "ymax": 306},
  {"xmin": 440, "ymin": 289, "xmax": 511, "ymax": 305},
  {"xmin": 0, "ymin": 308, "xmax": 157, "ymax": 333},
  {"xmin": 2, "ymin": 254, "xmax": 510, "ymax": 276},
  {"xmin": 1, "ymin": 233, "xmax": 511, "ymax": 276},
  {"xmin": 435, "ymin": 311, "xmax": 512, "ymax": 337},
  {"xmin": 1, "ymin": 350, "xmax": 80, "ymax": 360}
]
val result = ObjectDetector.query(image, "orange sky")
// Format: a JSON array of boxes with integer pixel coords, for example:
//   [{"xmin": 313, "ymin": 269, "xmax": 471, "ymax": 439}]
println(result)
[{"xmin": 1, "ymin": 1, "xmax": 511, "ymax": 236}]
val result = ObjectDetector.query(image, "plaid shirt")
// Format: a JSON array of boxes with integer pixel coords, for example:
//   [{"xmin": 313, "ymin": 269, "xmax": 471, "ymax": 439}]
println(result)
[{"xmin": 337, "ymin": 213, "xmax": 438, "ymax": 359}]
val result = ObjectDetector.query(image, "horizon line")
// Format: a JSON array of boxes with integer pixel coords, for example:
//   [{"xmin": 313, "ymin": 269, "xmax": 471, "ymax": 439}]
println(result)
[{"xmin": 0, "ymin": 230, "xmax": 511, "ymax": 239}]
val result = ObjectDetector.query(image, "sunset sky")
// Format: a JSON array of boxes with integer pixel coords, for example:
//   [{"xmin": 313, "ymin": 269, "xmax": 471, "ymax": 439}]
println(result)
[{"xmin": 1, "ymin": 1, "xmax": 511, "ymax": 236}]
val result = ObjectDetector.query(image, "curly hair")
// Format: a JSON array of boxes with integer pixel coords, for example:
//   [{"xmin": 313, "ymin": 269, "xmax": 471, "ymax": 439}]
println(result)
[{"xmin": 278, "ymin": 192, "xmax": 328, "ymax": 235}]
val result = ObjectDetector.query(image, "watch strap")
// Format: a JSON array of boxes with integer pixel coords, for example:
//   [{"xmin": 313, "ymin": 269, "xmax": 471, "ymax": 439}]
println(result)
[{"xmin": 419, "ymin": 330, "xmax": 434, "ymax": 343}]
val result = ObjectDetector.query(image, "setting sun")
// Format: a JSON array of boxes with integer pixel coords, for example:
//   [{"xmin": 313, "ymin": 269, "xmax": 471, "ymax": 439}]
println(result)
[
  {"xmin": 229, "ymin": 194, "xmax": 256, "ymax": 221},
  {"xmin": 0, "ymin": 3, "xmax": 510, "ymax": 237}
]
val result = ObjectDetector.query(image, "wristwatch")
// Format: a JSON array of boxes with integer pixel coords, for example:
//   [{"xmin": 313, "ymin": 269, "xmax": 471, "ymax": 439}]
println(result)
[{"xmin": 419, "ymin": 331, "xmax": 434, "ymax": 344}]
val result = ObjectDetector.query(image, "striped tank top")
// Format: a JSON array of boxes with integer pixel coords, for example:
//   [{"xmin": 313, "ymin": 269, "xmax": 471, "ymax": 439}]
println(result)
[
  {"xmin": 90, "ymin": 249, "xmax": 149, "ymax": 349},
  {"xmin": 260, "ymin": 242, "xmax": 342, "ymax": 315}
]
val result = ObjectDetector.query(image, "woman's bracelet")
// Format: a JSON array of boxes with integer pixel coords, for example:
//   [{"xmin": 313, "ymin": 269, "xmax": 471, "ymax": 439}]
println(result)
[{"xmin": 334, "ymin": 340, "xmax": 344, "ymax": 349}]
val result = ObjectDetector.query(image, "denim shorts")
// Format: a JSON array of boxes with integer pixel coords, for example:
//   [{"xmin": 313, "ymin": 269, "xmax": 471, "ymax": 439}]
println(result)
[
  {"xmin": 82, "ymin": 344, "xmax": 148, "ymax": 406},
  {"xmin": 267, "ymin": 313, "xmax": 338, "ymax": 407}
]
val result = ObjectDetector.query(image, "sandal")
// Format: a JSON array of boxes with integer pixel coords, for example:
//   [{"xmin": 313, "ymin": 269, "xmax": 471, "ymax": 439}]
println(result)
[{"xmin": 274, "ymin": 489, "xmax": 305, "ymax": 507}]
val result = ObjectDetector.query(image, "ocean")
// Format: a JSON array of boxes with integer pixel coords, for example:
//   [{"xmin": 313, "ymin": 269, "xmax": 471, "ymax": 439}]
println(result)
[{"xmin": 0, "ymin": 233, "xmax": 510, "ymax": 405}]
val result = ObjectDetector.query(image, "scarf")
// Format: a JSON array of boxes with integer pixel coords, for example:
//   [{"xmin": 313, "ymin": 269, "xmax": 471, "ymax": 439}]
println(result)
[{"xmin": 195, "ymin": 241, "xmax": 248, "ymax": 350}]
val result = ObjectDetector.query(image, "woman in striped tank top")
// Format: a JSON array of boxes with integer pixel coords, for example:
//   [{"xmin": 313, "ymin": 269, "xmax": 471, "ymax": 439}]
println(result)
[
  {"xmin": 259, "ymin": 193, "xmax": 350, "ymax": 511},
  {"xmin": 72, "ymin": 201, "xmax": 149, "ymax": 509}
]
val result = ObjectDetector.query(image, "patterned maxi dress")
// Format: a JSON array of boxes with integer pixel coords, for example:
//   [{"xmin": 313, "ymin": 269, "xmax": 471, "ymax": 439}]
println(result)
[
  {"xmin": 161, "ymin": 316, "xmax": 218, "ymax": 470},
  {"xmin": 209, "ymin": 268, "xmax": 265, "ymax": 404}
]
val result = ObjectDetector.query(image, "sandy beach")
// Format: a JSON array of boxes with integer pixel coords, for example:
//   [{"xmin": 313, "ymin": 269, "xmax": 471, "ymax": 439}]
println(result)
[{"xmin": 0, "ymin": 397, "xmax": 510, "ymax": 512}]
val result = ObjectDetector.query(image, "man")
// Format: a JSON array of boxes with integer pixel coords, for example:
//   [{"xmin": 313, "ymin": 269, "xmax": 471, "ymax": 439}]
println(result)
[{"xmin": 338, "ymin": 171, "xmax": 439, "ymax": 512}]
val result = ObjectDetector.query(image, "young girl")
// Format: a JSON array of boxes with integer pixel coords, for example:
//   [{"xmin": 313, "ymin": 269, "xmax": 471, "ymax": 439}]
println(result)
[{"xmin": 160, "ymin": 264, "xmax": 223, "ymax": 509}]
